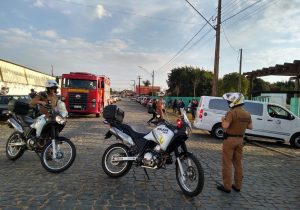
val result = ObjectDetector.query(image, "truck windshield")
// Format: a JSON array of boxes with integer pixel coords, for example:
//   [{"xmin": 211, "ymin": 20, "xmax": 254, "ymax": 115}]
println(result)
[{"xmin": 63, "ymin": 79, "xmax": 97, "ymax": 90}]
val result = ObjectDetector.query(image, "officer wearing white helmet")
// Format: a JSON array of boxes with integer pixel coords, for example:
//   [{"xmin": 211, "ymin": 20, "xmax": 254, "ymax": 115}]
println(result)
[
  {"xmin": 217, "ymin": 92, "xmax": 253, "ymax": 193},
  {"xmin": 31, "ymin": 79, "xmax": 59, "ymax": 116}
]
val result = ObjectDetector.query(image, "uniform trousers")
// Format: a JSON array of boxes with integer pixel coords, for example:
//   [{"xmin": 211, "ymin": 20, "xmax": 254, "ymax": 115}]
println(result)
[{"xmin": 222, "ymin": 137, "xmax": 244, "ymax": 190}]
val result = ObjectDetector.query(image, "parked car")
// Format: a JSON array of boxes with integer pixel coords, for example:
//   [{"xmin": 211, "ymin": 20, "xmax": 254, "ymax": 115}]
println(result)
[
  {"xmin": 0, "ymin": 95, "xmax": 30, "ymax": 117},
  {"xmin": 193, "ymin": 96, "xmax": 300, "ymax": 148}
]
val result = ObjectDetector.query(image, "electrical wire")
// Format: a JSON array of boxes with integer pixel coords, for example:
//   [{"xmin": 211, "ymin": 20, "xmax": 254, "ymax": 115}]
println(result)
[
  {"xmin": 224, "ymin": 0, "xmax": 281, "ymax": 29},
  {"xmin": 222, "ymin": 0, "xmax": 263, "ymax": 23},
  {"xmin": 156, "ymin": 22, "xmax": 209, "ymax": 72},
  {"xmin": 221, "ymin": 25, "xmax": 238, "ymax": 52},
  {"xmin": 51, "ymin": 0, "xmax": 200, "ymax": 25}
]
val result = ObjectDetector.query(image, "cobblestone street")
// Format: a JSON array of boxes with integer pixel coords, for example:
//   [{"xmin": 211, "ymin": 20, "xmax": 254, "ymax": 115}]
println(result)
[{"xmin": 0, "ymin": 98, "xmax": 299, "ymax": 209}]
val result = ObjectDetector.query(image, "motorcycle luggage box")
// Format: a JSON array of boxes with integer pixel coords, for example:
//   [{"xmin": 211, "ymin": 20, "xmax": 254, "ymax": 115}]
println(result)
[
  {"xmin": 103, "ymin": 105, "xmax": 124, "ymax": 122},
  {"xmin": 8, "ymin": 99, "xmax": 30, "ymax": 115}
]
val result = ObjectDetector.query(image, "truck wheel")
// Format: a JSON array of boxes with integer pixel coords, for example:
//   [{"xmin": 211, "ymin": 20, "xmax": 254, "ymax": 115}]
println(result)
[
  {"xmin": 96, "ymin": 113, "xmax": 100, "ymax": 118},
  {"xmin": 290, "ymin": 133, "xmax": 300, "ymax": 148},
  {"xmin": 212, "ymin": 123, "xmax": 224, "ymax": 139}
]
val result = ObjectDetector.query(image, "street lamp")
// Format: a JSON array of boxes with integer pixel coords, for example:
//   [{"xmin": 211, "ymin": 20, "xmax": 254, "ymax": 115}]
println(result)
[
  {"xmin": 138, "ymin": 66, "xmax": 154, "ymax": 97},
  {"xmin": 130, "ymin": 80, "xmax": 136, "ymax": 93}
]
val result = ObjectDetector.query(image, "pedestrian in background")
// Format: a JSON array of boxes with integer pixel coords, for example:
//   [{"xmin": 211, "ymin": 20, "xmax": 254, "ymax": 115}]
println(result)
[
  {"xmin": 29, "ymin": 88, "xmax": 37, "ymax": 99},
  {"xmin": 172, "ymin": 99, "xmax": 177, "ymax": 113},
  {"xmin": 156, "ymin": 94, "xmax": 165, "ymax": 119},
  {"xmin": 217, "ymin": 93, "xmax": 252, "ymax": 193},
  {"xmin": 191, "ymin": 99, "xmax": 198, "ymax": 120},
  {"xmin": 147, "ymin": 99, "xmax": 157, "ymax": 125}
]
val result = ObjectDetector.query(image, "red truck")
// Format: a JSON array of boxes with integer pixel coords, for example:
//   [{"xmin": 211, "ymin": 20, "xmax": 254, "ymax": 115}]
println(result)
[{"xmin": 61, "ymin": 72, "xmax": 110, "ymax": 117}]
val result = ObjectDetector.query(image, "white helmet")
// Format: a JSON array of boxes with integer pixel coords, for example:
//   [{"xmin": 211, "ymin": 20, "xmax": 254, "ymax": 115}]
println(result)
[
  {"xmin": 45, "ymin": 80, "xmax": 58, "ymax": 88},
  {"xmin": 222, "ymin": 92, "xmax": 245, "ymax": 108}
]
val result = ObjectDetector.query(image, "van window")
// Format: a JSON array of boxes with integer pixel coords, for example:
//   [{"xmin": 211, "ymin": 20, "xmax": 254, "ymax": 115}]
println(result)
[
  {"xmin": 267, "ymin": 104, "xmax": 290, "ymax": 120},
  {"xmin": 208, "ymin": 99, "xmax": 228, "ymax": 111},
  {"xmin": 244, "ymin": 102, "xmax": 263, "ymax": 116}
]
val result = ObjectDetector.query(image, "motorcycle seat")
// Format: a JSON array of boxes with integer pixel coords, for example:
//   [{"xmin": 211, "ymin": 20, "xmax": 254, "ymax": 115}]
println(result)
[
  {"xmin": 120, "ymin": 124, "xmax": 148, "ymax": 139},
  {"xmin": 18, "ymin": 115, "xmax": 34, "ymax": 126}
]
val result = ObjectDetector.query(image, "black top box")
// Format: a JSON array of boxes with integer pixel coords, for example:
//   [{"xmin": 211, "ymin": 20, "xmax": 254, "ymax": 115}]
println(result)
[
  {"xmin": 103, "ymin": 105, "xmax": 124, "ymax": 122},
  {"xmin": 8, "ymin": 99, "xmax": 30, "ymax": 115}
]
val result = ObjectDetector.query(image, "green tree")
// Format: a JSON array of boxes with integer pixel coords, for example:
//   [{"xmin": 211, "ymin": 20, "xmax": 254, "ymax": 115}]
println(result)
[
  {"xmin": 167, "ymin": 66, "xmax": 213, "ymax": 97},
  {"xmin": 218, "ymin": 72, "xmax": 249, "ymax": 96}
]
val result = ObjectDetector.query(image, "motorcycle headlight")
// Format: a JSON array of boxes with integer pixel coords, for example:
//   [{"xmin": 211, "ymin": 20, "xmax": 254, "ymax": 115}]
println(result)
[{"xmin": 55, "ymin": 115, "xmax": 66, "ymax": 124}]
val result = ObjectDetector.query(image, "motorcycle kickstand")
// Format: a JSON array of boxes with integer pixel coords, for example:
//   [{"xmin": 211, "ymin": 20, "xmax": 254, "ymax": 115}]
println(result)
[{"xmin": 143, "ymin": 168, "xmax": 150, "ymax": 180}]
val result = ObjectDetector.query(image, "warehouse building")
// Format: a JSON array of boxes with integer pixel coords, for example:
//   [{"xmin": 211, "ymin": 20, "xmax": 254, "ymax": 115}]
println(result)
[{"xmin": 0, "ymin": 59, "xmax": 56, "ymax": 95}]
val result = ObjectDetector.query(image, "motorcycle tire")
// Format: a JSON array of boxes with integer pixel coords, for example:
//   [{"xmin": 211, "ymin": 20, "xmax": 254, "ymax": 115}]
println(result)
[
  {"xmin": 102, "ymin": 143, "xmax": 132, "ymax": 178},
  {"xmin": 6, "ymin": 132, "xmax": 25, "ymax": 161},
  {"xmin": 176, "ymin": 152, "xmax": 204, "ymax": 197},
  {"xmin": 41, "ymin": 137, "xmax": 76, "ymax": 173}
]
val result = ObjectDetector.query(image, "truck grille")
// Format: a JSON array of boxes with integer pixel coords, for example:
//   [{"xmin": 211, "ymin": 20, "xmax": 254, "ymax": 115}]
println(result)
[{"xmin": 68, "ymin": 93, "xmax": 88, "ymax": 110}]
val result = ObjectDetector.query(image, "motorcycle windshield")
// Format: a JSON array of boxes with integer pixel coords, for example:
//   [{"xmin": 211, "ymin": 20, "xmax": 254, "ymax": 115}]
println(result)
[
  {"xmin": 56, "ymin": 100, "xmax": 68, "ymax": 117},
  {"xmin": 180, "ymin": 108, "xmax": 192, "ymax": 129}
]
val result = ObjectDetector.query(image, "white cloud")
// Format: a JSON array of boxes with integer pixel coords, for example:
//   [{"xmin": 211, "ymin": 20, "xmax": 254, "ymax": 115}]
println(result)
[
  {"xmin": 93, "ymin": 4, "xmax": 111, "ymax": 19},
  {"xmin": 38, "ymin": 30, "xmax": 59, "ymax": 39},
  {"xmin": 33, "ymin": 0, "xmax": 45, "ymax": 8}
]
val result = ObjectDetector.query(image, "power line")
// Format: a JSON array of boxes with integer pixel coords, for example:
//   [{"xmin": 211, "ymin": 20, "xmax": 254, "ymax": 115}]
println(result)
[
  {"xmin": 155, "ymin": 28, "xmax": 214, "ymax": 76},
  {"xmin": 222, "ymin": 0, "xmax": 263, "ymax": 23},
  {"xmin": 156, "ymin": 23, "xmax": 209, "ymax": 72},
  {"xmin": 184, "ymin": 0, "xmax": 215, "ymax": 30},
  {"xmin": 224, "ymin": 0, "xmax": 281, "ymax": 29},
  {"xmin": 221, "ymin": 25, "xmax": 238, "ymax": 52},
  {"xmin": 52, "ymin": 0, "xmax": 200, "ymax": 25}
]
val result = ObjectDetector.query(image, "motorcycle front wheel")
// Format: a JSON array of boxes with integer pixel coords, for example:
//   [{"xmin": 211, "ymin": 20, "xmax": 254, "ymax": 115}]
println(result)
[
  {"xmin": 41, "ymin": 137, "xmax": 76, "ymax": 173},
  {"xmin": 102, "ymin": 143, "xmax": 132, "ymax": 178},
  {"xmin": 176, "ymin": 153, "xmax": 204, "ymax": 197},
  {"xmin": 6, "ymin": 132, "xmax": 25, "ymax": 161}
]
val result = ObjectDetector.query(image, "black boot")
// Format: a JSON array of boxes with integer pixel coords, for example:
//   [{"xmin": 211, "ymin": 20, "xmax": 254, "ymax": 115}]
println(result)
[{"xmin": 217, "ymin": 184, "xmax": 231, "ymax": 193}]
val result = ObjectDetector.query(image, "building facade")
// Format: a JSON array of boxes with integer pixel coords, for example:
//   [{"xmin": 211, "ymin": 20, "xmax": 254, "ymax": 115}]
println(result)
[{"xmin": 0, "ymin": 59, "xmax": 55, "ymax": 95}]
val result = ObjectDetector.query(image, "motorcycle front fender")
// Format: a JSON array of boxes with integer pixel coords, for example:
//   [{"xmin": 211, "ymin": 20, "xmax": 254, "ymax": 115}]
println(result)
[{"xmin": 7, "ymin": 118, "xmax": 24, "ymax": 133}]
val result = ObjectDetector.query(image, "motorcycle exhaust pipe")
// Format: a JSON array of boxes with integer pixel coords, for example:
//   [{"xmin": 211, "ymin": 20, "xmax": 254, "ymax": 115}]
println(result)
[
  {"xmin": 109, "ymin": 127, "xmax": 134, "ymax": 145},
  {"xmin": 7, "ymin": 118, "xmax": 24, "ymax": 133}
]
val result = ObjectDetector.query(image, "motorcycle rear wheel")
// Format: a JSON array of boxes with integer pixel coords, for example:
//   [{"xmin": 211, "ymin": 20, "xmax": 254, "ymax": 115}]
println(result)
[
  {"xmin": 6, "ymin": 132, "xmax": 25, "ymax": 161},
  {"xmin": 102, "ymin": 143, "xmax": 132, "ymax": 178},
  {"xmin": 41, "ymin": 137, "xmax": 76, "ymax": 173},
  {"xmin": 176, "ymin": 153, "xmax": 204, "ymax": 197}
]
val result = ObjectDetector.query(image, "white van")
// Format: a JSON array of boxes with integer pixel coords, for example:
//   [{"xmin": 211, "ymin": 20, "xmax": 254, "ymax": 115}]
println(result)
[{"xmin": 193, "ymin": 96, "xmax": 300, "ymax": 148}]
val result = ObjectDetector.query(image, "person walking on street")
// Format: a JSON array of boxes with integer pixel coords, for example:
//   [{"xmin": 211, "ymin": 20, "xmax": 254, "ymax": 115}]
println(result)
[
  {"xmin": 147, "ymin": 99, "xmax": 157, "ymax": 125},
  {"xmin": 217, "ymin": 93, "xmax": 252, "ymax": 193},
  {"xmin": 156, "ymin": 94, "xmax": 165, "ymax": 119},
  {"xmin": 191, "ymin": 99, "xmax": 198, "ymax": 120}
]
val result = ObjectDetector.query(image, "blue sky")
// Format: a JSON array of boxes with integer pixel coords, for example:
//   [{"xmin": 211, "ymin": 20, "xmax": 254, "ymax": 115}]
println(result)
[{"xmin": 0, "ymin": 0, "xmax": 299, "ymax": 90}]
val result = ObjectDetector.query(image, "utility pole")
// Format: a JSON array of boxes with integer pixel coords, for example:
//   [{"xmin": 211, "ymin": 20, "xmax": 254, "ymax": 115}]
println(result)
[
  {"xmin": 51, "ymin": 65, "xmax": 54, "ymax": 76},
  {"xmin": 138, "ymin": 76, "xmax": 142, "ymax": 96},
  {"xmin": 151, "ymin": 70, "xmax": 154, "ymax": 97},
  {"xmin": 238, "ymin": 48, "xmax": 243, "ymax": 92},
  {"xmin": 212, "ymin": 0, "xmax": 222, "ymax": 96}
]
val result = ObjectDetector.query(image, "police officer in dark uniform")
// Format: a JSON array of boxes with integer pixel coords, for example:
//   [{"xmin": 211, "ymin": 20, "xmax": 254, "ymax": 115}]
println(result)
[{"xmin": 217, "ymin": 93, "xmax": 253, "ymax": 193}]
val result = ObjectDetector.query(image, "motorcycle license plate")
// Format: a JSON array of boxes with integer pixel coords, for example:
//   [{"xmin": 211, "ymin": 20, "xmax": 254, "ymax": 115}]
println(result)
[{"xmin": 74, "ymin": 105, "xmax": 81, "ymax": 109}]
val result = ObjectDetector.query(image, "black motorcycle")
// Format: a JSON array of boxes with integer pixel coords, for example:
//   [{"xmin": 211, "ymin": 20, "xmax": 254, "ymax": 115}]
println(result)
[
  {"xmin": 102, "ymin": 105, "xmax": 204, "ymax": 197},
  {"xmin": 5, "ymin": 99, "xmax": 76, "ymax": 173}
]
